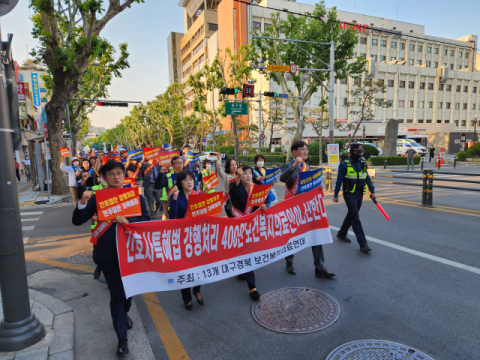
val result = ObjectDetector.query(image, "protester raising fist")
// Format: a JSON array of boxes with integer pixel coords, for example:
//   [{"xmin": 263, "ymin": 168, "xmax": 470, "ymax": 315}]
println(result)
[
  {"xmin": 171, "ymin": 186, "xmax": 179, "ymax": 200},
  {"xmin": 80, "ymin": 191, "xmax": 93, "ymax": 206}
]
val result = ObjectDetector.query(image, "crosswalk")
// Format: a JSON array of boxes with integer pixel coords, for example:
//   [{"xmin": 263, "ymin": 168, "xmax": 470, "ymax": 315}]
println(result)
[{"xmin": 21, "ymin": 211, "xmax": 43, "ymax": 244}]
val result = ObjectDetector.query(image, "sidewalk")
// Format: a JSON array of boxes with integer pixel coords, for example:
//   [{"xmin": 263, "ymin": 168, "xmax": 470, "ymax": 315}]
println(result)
[
  {"xmin": 0, "ymin": 269, "xmax": 155, "ymax": 360},
  {"xmin": 17, "ymin": 176, "xmax": 71, "ymax": 207}
]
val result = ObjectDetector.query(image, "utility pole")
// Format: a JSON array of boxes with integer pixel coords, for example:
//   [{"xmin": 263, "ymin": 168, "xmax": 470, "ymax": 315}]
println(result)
[
  {"xmin": 0, "ymin": 12, "xmax": 46, "ymax": 351},
  {"xmin": 258, "ymin": 91, "xmax": 262, "ymax": 151},
  {"xmin": 329, "ymin": 40, "xmax": 335, "ymax": 145},
  {"xmin": 299, "ymin": 74, "xmax": 304, "ymax": 141}
]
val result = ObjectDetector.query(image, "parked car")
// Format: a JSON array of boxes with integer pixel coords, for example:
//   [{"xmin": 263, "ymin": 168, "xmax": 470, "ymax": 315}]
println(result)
[{"xmin": 199, "ymin": 152, "xmax": 218, "ymax": 163}]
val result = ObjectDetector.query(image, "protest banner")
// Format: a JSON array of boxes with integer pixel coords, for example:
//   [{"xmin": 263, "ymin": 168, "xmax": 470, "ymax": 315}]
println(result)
[
  {"xmin": 121, "ymin": 158, "xmax": 127, "ymax": 166},
  {"xmin": 163, "ymin": 144, "xmax": 173, "ymax": 151},
  {"xmin": 144, "ymin": 160, "xmax": 158, "ymax": 175},
  {"xmin": 89, "ymin": 150, "xmax": 96, "ymax": 157},
  {"xmin": 262, "ymin": 168, "xmax": 281, "ymax": 185},
  {"xmin": 185, "ymin": 192, "xmax": 224, "ymax": 218},
  {"xmin": 143, "ymin": 147, "xmax": 162, "ymax": 161},
  {"xmin": 128, "ymin": 150, "xmax": 144, "ymax": 161},
  {"xmin": 157, "ymin": 150, "xmax": 180, "ymax": 167},
  {"xmin": 327, "ymin": 144, "xmax": 339, "ymax": 167},
  {"xmin": 247, "ymin": 184, "xmax": 273, "ymax": 208},
  {"xmin": 122, "ymin": 150, "xmax": 128, "ymax": 157},
  {"xmin": 113, "ymin": 146, "xmax": 118, "ymax": 153},
  {"xmin": 123, "ymin": 178, "xmax": 136, "ymax": 188},
  {"xmin": 96, "ymin": 187, "xmax": 142, "ymax": 221},
  {"xmin": 187, "ymin": 151, "xmax": 200, "ymax": 164},
  {"xmin": 201, "ymin": 173, "xmax": 219, "ymax": 191},
  {"xmin": 60, "ymin": 148, "xmax": 71, "ymax": 157},
  {"xmin": 102, "ymin": 155, "xmax": 121, "ymax": 165},
  {"xmin": 116, "ymin": 187, "xmax": 331, "ymax": 297},
  {"xmin": 297, "ymin": 168, "xmax": 323, "ymax": 195}
]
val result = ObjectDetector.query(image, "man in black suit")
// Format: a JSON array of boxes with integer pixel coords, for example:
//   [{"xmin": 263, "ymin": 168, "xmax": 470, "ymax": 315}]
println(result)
[
  {"xmin": 72, "ymin": 160, "xmax": 150, "ymax": 356},
  {"xmin": 142, "ymin": 160, "xmax": 162, "ymax": 219}
]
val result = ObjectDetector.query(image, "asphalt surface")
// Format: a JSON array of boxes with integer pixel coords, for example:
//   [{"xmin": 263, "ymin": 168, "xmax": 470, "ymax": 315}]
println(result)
[{"xmin": 18, "ymin": 164, "xmax": 480, "ymax": 360}]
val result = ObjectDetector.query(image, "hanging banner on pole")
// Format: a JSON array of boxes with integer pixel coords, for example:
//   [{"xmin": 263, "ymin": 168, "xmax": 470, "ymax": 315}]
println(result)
[
  {"xmin": 327, "ymin": 144, "xmax": 340, "ymax": 167},
  {"xmin": 116, "ymin": 187, "xmax": 331, "ymax": 297}
]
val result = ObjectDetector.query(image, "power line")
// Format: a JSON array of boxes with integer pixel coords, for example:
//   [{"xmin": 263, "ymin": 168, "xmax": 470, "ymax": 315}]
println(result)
[{"xmin": 242, "ymin": 0, "xmax": 478, "ymax": 52}]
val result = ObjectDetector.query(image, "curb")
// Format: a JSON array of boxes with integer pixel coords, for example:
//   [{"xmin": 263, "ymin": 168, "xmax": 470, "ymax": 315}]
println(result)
[{"xmin": 0, "ymin": 290, "xmax": 74, "ymax": 360}]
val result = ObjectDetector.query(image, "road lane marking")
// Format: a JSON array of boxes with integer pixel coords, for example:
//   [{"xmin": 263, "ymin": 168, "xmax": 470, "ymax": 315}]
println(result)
[
  {"xmin": 329, "ymin": 226, "xmax": 480, "ymax": 275},
  {"xmin": 378, "ymin": 197, "xmax": 480, "ymax": 215},
  {"xmin": 142, "ymin": 293, "xmax": 190, "ymax": 360},
  {"xmin": 35, "ymin": 259, "xmax": 189, "ymax": 360},
  {"xmin": 379, "ymin": 200, "xmax": 480, "ymax": 218},
  {"xmin": 21, "ymin": 212, "xmax": 43, "ymax": 216},
  {"xmin": 22, "ymin": 226, "xmax": 35, "ymax": 231},
  {"xmin": 21, "ymin": 218, "xmax": 40, "ymax": 222}
]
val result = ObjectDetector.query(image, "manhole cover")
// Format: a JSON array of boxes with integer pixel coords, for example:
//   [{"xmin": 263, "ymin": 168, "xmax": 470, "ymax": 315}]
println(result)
[
  {"xmin": 251, "ymin": 287, "xmax": 340, "ymax": 334},
  {"xmin": 326, "ymin": 340, "xmax": 435, "ymax": 360},
  {"xmin": 69, "ymin": 251, "xmax": 93, "ymax": 264}
]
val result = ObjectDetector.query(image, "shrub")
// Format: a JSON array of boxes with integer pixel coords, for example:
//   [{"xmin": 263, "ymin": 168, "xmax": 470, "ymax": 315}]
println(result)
[
  {"xmin": 468, "ymin": 142, "xmax": 480, "ymax": 155},
  {"xmin": 334, "ymin": 138, "xmax": 346, "ymax": 150},
  {"xmin": 456, "ymin": 152, "xmax": 468, "ymax": 161},
  {"xmin": 370, "ymin": 156, "xmax": 421, "ymax": 166},
  {"xmin": 466, "ymin": 148, "xmax": 476, "ymax": 157},
  {"xmin": 363, "ymin": 145, "xmax": 379, "ymax": 160}
]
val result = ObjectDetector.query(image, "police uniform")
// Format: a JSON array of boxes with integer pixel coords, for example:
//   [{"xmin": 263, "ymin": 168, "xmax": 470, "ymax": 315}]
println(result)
[{"xmin": 334, "ymin": 143, "xmax": 374, "ymax": 253}]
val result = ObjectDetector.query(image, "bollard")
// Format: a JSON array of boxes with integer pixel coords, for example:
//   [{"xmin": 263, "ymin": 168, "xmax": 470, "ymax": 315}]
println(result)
[
  {"xmin": 421, "ymin": 170, "xmax": 428, "ymax": 206},
  {"xmin": 437, "ymin": 157, "xmax": 441, "ymax": 169},
  {"xmin": 421, "ymin": 158, "xmax": 424, "ymax": 171},
  {"xmin": 384, "ymin": 158, "xmax": 387, "ymax": 169},
  {"xmin": 426, "ymin": 170, "xmax": 434, "ymax": 206},
  {"xmin": 454, "ymin": 157, "xmax": 457, "ymax": 169}
]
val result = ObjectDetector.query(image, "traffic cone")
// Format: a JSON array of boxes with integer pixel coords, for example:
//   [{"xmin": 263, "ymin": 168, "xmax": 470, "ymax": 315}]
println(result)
[
  {"xmin": 440, "ymin": 156, "xmax": 445, "ymax": 165},
  {"xmin": 435, "ymin": 154, "xmax": 440, "ymax": 167}
]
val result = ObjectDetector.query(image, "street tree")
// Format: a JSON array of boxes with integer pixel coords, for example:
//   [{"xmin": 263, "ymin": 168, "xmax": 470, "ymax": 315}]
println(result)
[
  {"xmin": 204, "ymin": 57, "xmax": 226, "ymax": 151},
  {"xmin": 252, "ymin": 2, "xmax": 366, "ymax": 156},
  {"xmin": 344, "ymin": 79, "xmax": 390, "ymax": 147},
  {"xmin": 30, "ymin": 0, "xmax": 143, "ymax": 195}
]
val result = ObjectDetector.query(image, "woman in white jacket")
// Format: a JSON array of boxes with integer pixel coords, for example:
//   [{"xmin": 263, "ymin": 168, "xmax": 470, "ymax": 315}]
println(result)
[{"xmin": 61, "ymin": 156, "xmax": 82, "ymax": 206}]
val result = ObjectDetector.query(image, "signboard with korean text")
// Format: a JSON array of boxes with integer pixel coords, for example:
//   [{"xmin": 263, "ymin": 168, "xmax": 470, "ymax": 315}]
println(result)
[
  {"xmin": 297, "ymin": 168, "xmax": 323, "ymax": 195},
  {"xmin": 327, "ymin": 144, "xmax": 339, "ymax": 167},
  {"xmin": 262, "ymin": 168, "xmax": 281, "ymax": 185},
  {"xmin": 102, "ymin": 155, "xmax": 121, "ymax": 165},
  {"xmin": 60, "ymin": 148, "xmax": 71, "ymax": 157},
  {"xmin": 202, "ymin": 173, "xmax": 219, "ymax": 191},
  {"xmin": 439, "ymin": 148, "xmax": 446, "ymax": 157},
  {"xmin": 17, "ymin": 82, "xmax": 25, "ymax": 100},
  {"xmin": 267, "ymin": 64, "xmax": 290, "ymax": 72},
  {"xmin": 247, "ymin": 184, "xmax": 273, "ymax": 208},
  {"xmin": 187, "ymin": 151, "xmax": 200, "ymax": 164},
  {"xmin": 163, "ymin": 144, "xmax": 173, "ymax": 151},
  {"xmin": 116, "ymin": 187, "xmax": 331, "ymax": 296},
  {"xmin": 143, "ymin": 147, "xmax": 162, "ymax": 162},
  {"xmin": 128, "ymin": 150, "xmax": 144, "ymax": 161},
  {"xmin": 225, "ymin": 102, "xmax": 248, "ymax": 116},
  {"xmin": 158, "ymin": 150, "xmax": 180, "ymax": 167},
  {"xmin": 186, "ymin": 192, "xmax": 224, "ymax": 218},
  {"xmin": 31, "ymin": 73, "xmax": 41, "ymax": 106},
  {"xmin": 96, "ymin": 187, "xmax": 142, "ymax": 221}
]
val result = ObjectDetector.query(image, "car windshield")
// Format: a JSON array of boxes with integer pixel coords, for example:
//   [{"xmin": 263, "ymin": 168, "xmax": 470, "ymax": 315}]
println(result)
[{"xmin": 408, "ymin": 142, "xmax": 422, "ymax": 148}]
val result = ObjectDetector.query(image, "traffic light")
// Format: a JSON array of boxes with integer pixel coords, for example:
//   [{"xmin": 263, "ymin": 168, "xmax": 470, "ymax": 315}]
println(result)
[
  {"xmin": 220, "ymin": 88, "xmax": 239, "ymax": 95},
  {"xmin": 97, "ymin": 101, "xmax": 129, "ymax": 107},
  {"xmin": 263, "ymin": 92, "xmax": 278, "ymax": 98}
]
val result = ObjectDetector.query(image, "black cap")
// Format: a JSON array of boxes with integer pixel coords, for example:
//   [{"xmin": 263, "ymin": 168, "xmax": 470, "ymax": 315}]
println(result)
[{"xmin": 350, "ymin": 143, "xmax": 365, "ymax": 154}]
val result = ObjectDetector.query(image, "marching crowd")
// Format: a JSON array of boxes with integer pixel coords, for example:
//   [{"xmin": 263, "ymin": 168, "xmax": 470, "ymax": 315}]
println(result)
[{"xmin": 68, "ymin": 141, "xmax": 375, "ymax": 356}]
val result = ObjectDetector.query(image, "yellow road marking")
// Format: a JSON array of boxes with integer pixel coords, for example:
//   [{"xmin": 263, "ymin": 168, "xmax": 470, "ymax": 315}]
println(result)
[
  {"xmin": 379, "ymin": 200, "xmax": 480, "ymax": 218},
  {"xmin": 36, "ymin": 259, "xmax": 189, "ymax": 360},
  {"xmin": 378, "ymin": 197, "xmax": 480, "ymax": 214},
  {"xmin": 142, "ymin": 293, "xmax": 189, "ymax": 360},
  {"xmin": 20, "ymin": 201, "xmax": 35, "ymax": 207},
  {"xmin": 18, "ymin": 184, "xmax": 31, "ymax": 194}
]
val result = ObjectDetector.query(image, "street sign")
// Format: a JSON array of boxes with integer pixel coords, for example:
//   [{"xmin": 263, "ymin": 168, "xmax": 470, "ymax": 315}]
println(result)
[
  {"xmin": 278, "ymin": 94, "xmax": 288, "ymax": 99},
  {"xmin": 289, "ymin": 64, "xmax": 298, "ymax": 74},
  {"xmin": 202, "ymin": 138, "xmax": 206, "ymax": 143},
  {"xmin": 243, "ymin": 84, "xmax": 254, "ymax": 98},
  {"xmin": 259, "ymin": 133, "xmax": 266, "ymax": 140},
  {"xmin": 267, "ymin": 65, "xmax": 290, "ymax": 72},
  {"xmin": 225, "ymin": 102, "xmax": 248, "ymax": 115}
]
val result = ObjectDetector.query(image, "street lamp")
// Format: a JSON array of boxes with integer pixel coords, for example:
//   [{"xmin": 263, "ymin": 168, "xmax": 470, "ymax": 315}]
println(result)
[{"xmin": 473, "ymin": 114, "xmax": 478, "ymax": 144}]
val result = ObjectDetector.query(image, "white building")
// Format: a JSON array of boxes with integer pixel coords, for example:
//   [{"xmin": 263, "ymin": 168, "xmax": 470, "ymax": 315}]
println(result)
[{"xmin": 86, "ymin": 126, "xmax": 105, "ymax": 139}]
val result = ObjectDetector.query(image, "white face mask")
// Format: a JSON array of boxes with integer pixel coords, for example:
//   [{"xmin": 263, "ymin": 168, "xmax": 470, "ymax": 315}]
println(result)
[
  {"xmin": 100, "ymin": 178, "xmax": 108, "ymax": 186},
  {"xmin": 257, "ymin": 161, "xmax": 264, "ymax": 167},
  {"xmin": 206, "ymin": 164, "xmax": 212, "ymax": 170}
]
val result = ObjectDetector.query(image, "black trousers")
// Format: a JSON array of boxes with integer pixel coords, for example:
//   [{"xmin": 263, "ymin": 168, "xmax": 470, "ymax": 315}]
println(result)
[
  {"xmin": 15, "ymin": 169, "xmax": 20, "ymax": 182},
  {"xmin": 338, "ymin": 192, "xmax": 368, "ymax": 247},
  {"xmin": 285, "ymin": 245, "xmax": 325, "ymax": 270},
  {"xmin": 429, "ymin": 153, "xmax": 435, "ymax": 162},
  {"xmin": 181, "ymin": 286, "xmax": 201, "ymax": 304},
  {"xmin": 239, "ymin": 271, "xmax": 256, "ymax": 290},
  {"xmin": 99, "ymin": 261, "xmax": 132, "ymax": 341}
]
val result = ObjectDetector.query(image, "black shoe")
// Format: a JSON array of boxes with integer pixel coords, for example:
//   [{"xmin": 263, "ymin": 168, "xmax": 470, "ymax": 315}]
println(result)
[
  {"xmin": 315, "ymin": 268, "xmax": 336, "ymax": 278},
  {"xmin": 117, "ymin": 339, "xmax": 129, "ymax": 356},
  {"xmin": 250, "ymin": 290, "xmax": 261, "ymax": 301},
  {"xmin": 125, "ymin": 313, "xmax": 133, "ymax": 330},
  {"xmin": 286, "ymin": 264, "xmax": 296, "ymax": 275},
  {"xmin": 336, "ymin": 234, "xmax": 352, "ymax": 243},
  {"xmin": 93, "ymin": 265, "xmax": 101, "ymax": 280},
  {"xmin": 360, "ymin": 245, "xmax": 372, "ymax": 253},
  {"xmin": 193, "ymin": 291, "xmax": 204, "ymax": 305},
  {"xmin": 185, "ymin": 302, "xmax": 193, "ymax": 311}
]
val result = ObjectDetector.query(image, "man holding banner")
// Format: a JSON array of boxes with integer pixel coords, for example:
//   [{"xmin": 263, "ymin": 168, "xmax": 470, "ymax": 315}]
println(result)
[
  {"xmin": 72, "ymin": 160, "xmax": 150, "ymax": 356},
  {"xmin": 280, "ymin": 141, "xmax": 336, "ymax": 278}
]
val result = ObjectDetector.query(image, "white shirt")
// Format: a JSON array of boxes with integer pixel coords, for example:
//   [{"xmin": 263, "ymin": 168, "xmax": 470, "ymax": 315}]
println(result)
[
  {"xmin": 24, "ymin": 159, "xmax": 31, "ymax": 166},
  {"xmin": 60, "ymin": 162, "xmax": 78, "ymax": 187}
]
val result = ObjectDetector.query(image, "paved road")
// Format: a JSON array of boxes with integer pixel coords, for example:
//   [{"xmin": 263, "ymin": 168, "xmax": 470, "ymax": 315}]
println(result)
[{"xmin": 18, "ymin": 165, "xmax": 480, "ymax": 360}]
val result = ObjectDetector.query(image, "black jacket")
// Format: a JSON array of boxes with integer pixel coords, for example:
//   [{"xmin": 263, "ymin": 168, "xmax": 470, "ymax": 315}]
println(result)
[
  {"xmin": 72, "ymin": 193, "xmax": 150, "ymax": 263},
  {"xmin": 280, "ymin": 160, "xmax": 310, "ymax": 191},
  {"xmin": 228, "ymin": 181, "xmax": 260, "ymax": 216},
  {"xmin": 143, "ymin": 163, "xmax": 161, "ymax": 188}
]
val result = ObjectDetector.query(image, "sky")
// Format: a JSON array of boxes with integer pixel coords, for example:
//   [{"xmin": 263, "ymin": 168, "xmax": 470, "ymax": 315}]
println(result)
[{"xmin": 1, "ymin": 0, "xmax": 479, "ymax": 130}]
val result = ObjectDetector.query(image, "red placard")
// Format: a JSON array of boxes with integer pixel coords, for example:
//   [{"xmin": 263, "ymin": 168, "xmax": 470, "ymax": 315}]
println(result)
[
  {"xmin": 186, "ymin": 192, "xmax": 225, "ymax": 218},
  {"xmin": 122, "ymin": 150, "xmax": 128, "ymax": 157},
  {"xmin": 89, "ymin": 150, "xmax": 96, "ymax": 157},
  {"xmin": 113, "ymin": 146, "xmax": 118, "ymax": 152},
  {"xmin": 157, "ymin": 150, "xmax": 180, "ymax": 167},
  {"xmin": 202, "ymin": 173, "xmax": 219, "ymax": 190},
  {"xmin": 96, "ymin": 187, "xmax": 142, "ymax": 221},
  {"xmin": 123, "ymin": 178, "xmax": 136, "ymax": 188},
  {"xmin": 102, "ymin": 155, "xmax": 121, "ymax": 165},
  {"xmin": 60, "ymin": 148, "xmax": 71, "ymax": 157},
  {"xmin": 143, "ymin": 147, "xmax": 162, "ymax": 161},
  {"xmin": 247, "ymin": 184, "xmax": 273, "ymax": 208}
]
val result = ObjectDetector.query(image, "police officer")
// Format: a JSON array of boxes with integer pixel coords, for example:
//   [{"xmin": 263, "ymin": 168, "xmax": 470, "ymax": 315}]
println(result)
[{"xmin": 333, "ymin": 143, "xmax": 375, "ymax": 253}]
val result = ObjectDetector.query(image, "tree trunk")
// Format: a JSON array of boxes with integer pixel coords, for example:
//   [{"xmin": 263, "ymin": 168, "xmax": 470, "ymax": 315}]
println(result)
[
  {"xmin": 319, "ymin": 125, "xmax": 323, "ymax": 166},
  {"xmin": 211, "ymin": 125, "xmax": 217, "ymax": 152},
  {"xmin": 231, "ymin": 115, "xmax": 240, "ymax": 160},
  {"xmin": 71, "ymin": 130, "xmax": 79, "ymax": 157},
  {"xmin": 347, "ymin": 120, "xmax": 363, "ymax": 148}
]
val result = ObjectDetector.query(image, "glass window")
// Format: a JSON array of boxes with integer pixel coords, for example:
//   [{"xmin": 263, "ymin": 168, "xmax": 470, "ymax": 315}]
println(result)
[
  {"xmin": 474, "ymin": 87, "xmax": 477, "ymax": 93},
  {"xmin": 439, "ymin": 84, "xmax": 444, "ymax": 91},
  {"xmin": 391, "ymin": 57, "xmax": 396, "ymax": 61},
  {"xmin": 458, "ymin": 51, "xmax": 463, "ymax": 58},
  {"xmin": 472, "ymin": 104, "xmax": 476, "ymax": 110},
  {"xmin": 434, "ymin": 62, "xmax": 438, "ymax": 68},
  {"xmin": 445, "ymin": 120, "xmax": 450, "ymax": 123},
  {"xmin": 208, "ymin": 23, "xmax": 218, "ymax": 31},
  {"xmin": 409, "ymin": 81, "xmax": 415, "ymax": 89},
  {"xmin": 446, "ymin": 102, "xmax": 451, "ymax": 109},
  {"xmin": 353, "ymin": 98, "xmax": 361, "ymax": 106},
  {"xmin": 418, "ymin": 119, "xmax": 424, "ymax": 123},
  {"xmin": 342, "ymin": 98, "xmax": 348, "ymax": 105},
  {"xmin": 354, "ymin": 78, "xmax": 361, "ymax": 85},
  {"xmin": 400, "ymin": 43, "xmax": 405, "ymax": 50},
  {"xmin": 437, "ymin": 120, "xmax": 442, "ymax": 123},
  {"xmin": 378, "ymin": 79, "xmax": 385, "ymax": 86},
  {"xmin": 391, "ymin": 42, "xmax": 397, "ymax": 49},
  {"xmin": 427, "ymin": 47, "xmax": 432, "ymax": 53},
  {"xmin": 409, "ymin": 101, "xmax": 414, "ymax": 108},
  {"xmin": 450, "ymin": 64, "xmax": 454, "ymax": 70},
  {"xmin": 417, "ymin": 45, "xmax": 423, "ymax": 52},
  {"xmin": 428, "ymin": 83, "xmax": 434, "ymax": 90},
  {"xmin": 456, "ymin": 85, "xmax": 461, "ymax": 92},
  {"xmin": 455, "ymin": 103, "xmax": 460, "ymax": 109},
  {"xmin": 446, "ymin": 84, "xmax": 452, "ymax": 91},
  {"xmin": 253, "ymin": 21, "xmax": 261, "ymax": 30},
  {"xmin": 419, "ymin": 101, "xmax": 424, "ymax": 108},
  {"xmin": 420, "ymin": 82, "xmax": 425, "ymax": 90},
  {"xmin": 428, "ymin": 102, "xmax": 433, "ymax": 108},
  {"xmin": 464, "ymin": 86, "xmax": 468, "ymax": 92},
  {"xmin": 399, "ymin": 58, "xmax": 405, "ymax": 61},
  {"xmin": 434, "ymin": 48, "xmax": 439, "ymax": 54},
  {"xmin": 399, "ymin": 100, "xmax": 405, "ymax": 107},
  {"xmin": 387, "ymin": 100, "xmax": 393, "ymax": 107},
  {"xmin": 417, "ymin": 60, "xmax": 422, "ymax": 65},
  {"xmin": 461, "ymin": 120, "xmax": 466, "ymax": 127},
  {"xmin": 409, "ymin": 44, "xmax": 415, "ymax": 51},
  {"xmin": 360, "ymin": 37, "xmax": 367, "ymax": 45},
  {"xmin": 409, "ymin": 59, "xmax": 414, "ymax": 65},
  {"xmin": 450, "ymin": 49, "xmax": 455, "ymax": 56},
  {"xmin": 340, "ymin": 78, "xmax": 347, "ymax": 84},
  {"xmin": 313, "ymin": 96, "xmax": 321, "ymax": 106},
  {"xmin": 359, "ymin": 53, "xmax": 366, "ymax": 58},
  {"xmin": 426, "ymin": 61, "xmax": 431, "ymax": 67},
  {"xmin": 399, "ymin": 80, "xmax": 405, "ymax": 88},
  {"xmin": 380, "ymin": 55, "xmax": 386, "ymax": 62},
  {"xmin": 455, "ymin": 120, "xmax": 459, "ymax": 126},
  {"xmin": 372, "ymin": 39, "xmax": 378, "ymax": 46},
  {"xmin": 380, "ymin": 40, "xmax": 387, "ymax": 47},
  {"xmin": 443, "ymin": 49, "xmax": 448, "ymax": 56},
  {"xmin": 458, "ymin": 65, "xmax": 462, "ymax": 70},
  {"xmin": 438, "ymin": 102, "xmax": 443, "ymax": 109},
  {"xmin": 465, "ymin": 52, "xmax": 469, "ymax": 59},
  {"xmin": 426, "ymin": 120, "xmax": 432, "ymax": 123},
  {"xmin": 407, "ymin": 119, "xmax": 414, "ymax": 123},
  {"xmin": 371, "ymin": 54, "xmax": 377, "ymax": 61},
  {"xmin": 388, "ymin": 80, "xmax": 394, "ymax": 87},
  {"xmin": 463, "ymin": 103, "xmax": 468, "ymax": 110}
]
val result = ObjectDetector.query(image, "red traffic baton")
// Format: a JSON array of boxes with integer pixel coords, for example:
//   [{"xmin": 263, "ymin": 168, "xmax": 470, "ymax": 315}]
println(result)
[{"xmin": 370, "ymin": 194, "xmax": 390, "ymax": 221}]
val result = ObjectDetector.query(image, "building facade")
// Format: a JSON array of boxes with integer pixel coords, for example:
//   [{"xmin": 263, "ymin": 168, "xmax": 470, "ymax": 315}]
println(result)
[
  {"xmin": 86, "ymin": 126, "xmax": 106, "ymax": 139},
  {"xmin": 167, "ymin": 32, "xmax": 184, "ymax": 85}
]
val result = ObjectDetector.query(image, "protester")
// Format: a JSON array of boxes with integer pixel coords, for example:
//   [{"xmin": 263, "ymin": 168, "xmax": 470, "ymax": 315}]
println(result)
[
  {"xmin": 79, "ymin": 160, "xmax": 95, "ymax": 187},
  {"xmin": 23, "ymin": 155, "xmax": 31, "ymax": 181},
  {"xmin": 252, "ymin": 154, "xmax": 276, "ymax": 208},
  {"xmin": 14, "ymin": 158, "xmax": 21, "ymax": 182},
  {"xmin": 213, "ymin": 155, "xmax": 237, "ymax": 217},
  {"xmin": 182, "ymin": 144, "xmax": 200, "ymax": 172},
  {"xmin": 280, "ymin": 141, "xmax": 335, "ymax": 278},
  {"xmin": 89, "ymin": 157, "xmax": 97, "ymax": 170},
  {"xmin": 61, "ymin": 156, "xmax": 82, "ymax": 206},
  {"xmin": 228, "ymin": 165, "xmax": 265, "ymax": 300},
  {"xmin": 168, "ymin": 171, "xmax": 204, "ymax": 310},
  {"xmin": 333, "ymin": 143, "xmax": 375, "ymax": 253},
  {"xmin": 405, "ymin": 144, "xmax": 417, "ymax": 171},
  {"xmin": 429, "ymin": 145, "xmax": 435, "ymax": 162},
  {"xmin": 125, "ymin": 158, "xmax": 144, "ymax": 187},
  {"xmin": 143, "ymin": 158, "xmax": 162, "ymax": 219},
  {"xmin": 158, "ymin": 166, "xmax": 169, "ymax": 220},
  {"xmin": 72, "ymin": 160, "xmax": 150, "ymax": 356},
  {"xmin": 200, "ymin": 159, "xmax": 216, "ymax": 194}
]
